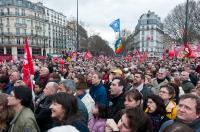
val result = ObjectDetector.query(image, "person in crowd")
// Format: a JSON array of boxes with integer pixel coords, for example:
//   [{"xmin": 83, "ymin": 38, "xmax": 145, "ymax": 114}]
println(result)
[
  {"xmin": 0, "ymin": 75, "xmax": 10, "ymax": 94},
  {"xmin": 130, "ymin": 71, "xmax": 153, "ymax": 109},
  {"xmin": 159, "ymin": 94, "xmax": 200, "ymax": 132},
  {"xmin": 48, "ymin": 125, "xmax": 79, "ymax": 132},
  {"xmin": 35, "ymin": 67, "xmax": 50, "ymax": 94},
  {"xmin": 75, "ymin": 74, "xmax": 95, "ymax": 119},
  {"xmin": 13, "ymin": 80, "xmax": 26, "ymax": 87},
  {"xmin": 108, "ymin": 77, "xmax": 125, "ymax": 122},
  {"xmin": 0, "ymin": 93, "xmax": 14, "ymax": 132},
  {"xmin": 35, "ymin": 82, "xmax": 59, "ymax": 132},
  {"xmin": 106, "ymin": 108, "xmax": 153, "ymax": 132},
  {"xmin": 49, "ymin": 72, "xmax": 61, "ymax": 83},
  {"xmin": 180, "ymin": 71, "xmax": 195, "ymax": 93},
  {"xmin": 58, "ymin": 79, "xmax": 89, "ymax": 123},
  {"xmin": 159, "ymin": 84, "xmax": 176, "ymax": 119},
  {"xmin": 163, "ymin": 123, "xmax": 194, "ymax": 132},
  {"xmin": 146, "ymin": 94, "xmax": 169, "ymax": 132},
  {"xmin": 124, "ymin": 89, "xmax": 143, "ymax": 109},
  {"xmin": 151, "ymin": 68, "xmax": 169, "ymax": 95},
  {"xmin": 88, "ymin": 103, "xmax": 108, "ymax": 132},
  {"xmin": 89, "ymin": 71, "xmax": 108, "ymax": 106},
  {"xmin": 7, "ymin": 85, "xmax": 40, "ymax": 132},
  {"xmin": 2, "ymin": 72, "xmax": 20, "ymax": 94},
  {"xmin": 50, "ymin": 92, "xmax": 89, "ymax": 132}
]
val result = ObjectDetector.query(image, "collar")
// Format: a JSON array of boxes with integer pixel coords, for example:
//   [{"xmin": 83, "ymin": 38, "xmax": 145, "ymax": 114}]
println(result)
[
  {"xmin": 10, "ymin": 106, "xmax": 25, "ymax": 125},
  {"xmin": 135, "ymin": 83, "xmax": 144, "ymax": 92}
]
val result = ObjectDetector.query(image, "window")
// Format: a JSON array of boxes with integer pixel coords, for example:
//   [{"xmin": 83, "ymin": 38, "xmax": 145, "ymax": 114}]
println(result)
[
  {"xmin": 16, "ymin": 18, "xmax": 20, "ymax": 23},
  {"xmin": 15, "ymin": 8, "xmax": 19, "ymax": 16},
  {"xmin": 7, "ymin": 18, "xmax": 9, "ymax": 25},
  {"xmin": 7, "ymin": 28, "xmax": 10, "ymax": 34},
  {"xmin": 0, "ymin": 9, "xmax": 3, "ymax": 15},
  {"xmin": 17, "ymin": 48, "xmax": 24, "ymax": 54},
  {"xmin": 23, "ymin": 29, "xmax": 26, "ymax": 35},
  {"xmin": 22, "ymin": 19, "xmax": 25, "ymax": 24},
  {"xmin": 6, "ymin": 48, "xmax": 11, "ymax": 54},
  {"xmin": 16, "ymin": 28, "xmax": 20, "ymax": 35},
  {"xmin": 0, "ymin": 48, "xmax": 4, "ymax": 54},
  {"xmin": 31, "ymin": 30, "xmax": 33, "ymax": 35},
  {"xmin": 21, "ymin": 9, "xmax": 25, "ymax": 16},
  {"xmin": 17, "ymin": 37, "xmax": 20, "ymax": 44},
  {"xmin": 32, "ymin": 48, "xmax": 41, "ymax": 55},
  {"xmin": 7, "ymin": 8, "xmax": 10, "ymax": 15}
]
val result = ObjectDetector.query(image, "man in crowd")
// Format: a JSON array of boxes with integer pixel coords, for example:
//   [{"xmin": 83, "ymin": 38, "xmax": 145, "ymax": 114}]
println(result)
[
  {"xmin": 180, "ymin": 71, "xmax": 195, "ymax": 93},
  {"xmin": 108, "ymin": 77, "xmax": 125, "ymax": 122},
  {"xmin": 58, "ymin": 79, "xmax": 89, "ymax": 123},
  {"xmin": 130, "ymin": 71, "xmax": 153, "ymax": 109},
  {"xmin": 35, "ymin": 82, "xmax": 59, "ymax": 131},
  {"xmin": 151, "ymin": 68, "xmax": 169, "ymax": 95},
  {"xmin": 160, "ymin": 94, "xmax": 200, "ymax": 132},
  {"xmin": 89, "ymin": 71, "xmax": 108, "ymax": 106}
]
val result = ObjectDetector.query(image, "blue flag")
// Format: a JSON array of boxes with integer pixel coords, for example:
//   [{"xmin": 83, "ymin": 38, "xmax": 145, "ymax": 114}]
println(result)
[{"xmin": 110, "ymin": 19, "xmax": 120, "ymax": 32}]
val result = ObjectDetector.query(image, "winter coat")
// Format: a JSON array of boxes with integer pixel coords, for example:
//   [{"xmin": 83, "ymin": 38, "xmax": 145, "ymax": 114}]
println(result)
[
  {"xmin": 88, "ymin": 117, "xmax": 107, "ymax": 132},
  {"xmin": 8, "ymin": 107, "xmax": 40, "ymax": 132},
  {"xmin": 89, "ymin": 82, "xmax": 108, "ymax": 106}
]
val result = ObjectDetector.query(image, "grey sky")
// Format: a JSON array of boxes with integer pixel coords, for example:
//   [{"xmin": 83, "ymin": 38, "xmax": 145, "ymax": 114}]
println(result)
[{"xmin": 31, "ymin": 0, "xmax": 196, "ymax": 46}]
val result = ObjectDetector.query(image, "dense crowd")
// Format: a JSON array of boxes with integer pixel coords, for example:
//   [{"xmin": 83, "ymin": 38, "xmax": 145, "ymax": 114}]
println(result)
[{"xmin": 0, "ymin": 56, "xmax": 200, "ymax": 132}]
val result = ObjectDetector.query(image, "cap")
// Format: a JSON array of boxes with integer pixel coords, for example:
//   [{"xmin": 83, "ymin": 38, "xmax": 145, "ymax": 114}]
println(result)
[{"xmin": 112, "ymin": 69, "xmax": 123, "ymax": 75}]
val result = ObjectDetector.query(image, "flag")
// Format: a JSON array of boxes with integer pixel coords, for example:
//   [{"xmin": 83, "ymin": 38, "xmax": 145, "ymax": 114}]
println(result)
[
  {"xmin": 136, "ymin": 49, "xmax": 143, "ymax": 63},
  {"xmin": 23, "ymin": 37, "xmax": 34, "ymax": 90},
  {"xmin": 115, "ymin": 38, "xmax": 122, "ymax": 54},
  {"xmin": 84, "ymin": 50, "xmax": 92, "ymax": 60},
  {"xmin": 183, "ymin": 43, "xmax": 192, "ymax": 58},
  {"xmin": 110, "ymin": 18, "xmax": 120, "ymax": 32}
]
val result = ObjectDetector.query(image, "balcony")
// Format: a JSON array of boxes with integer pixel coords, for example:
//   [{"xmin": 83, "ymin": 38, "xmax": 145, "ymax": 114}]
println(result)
[{"xmin": 15, "ymin": 23, "xmax": 27, "ymax": 28}]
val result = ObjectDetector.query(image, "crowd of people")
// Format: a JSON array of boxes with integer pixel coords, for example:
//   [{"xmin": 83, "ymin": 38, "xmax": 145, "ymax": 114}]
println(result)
[{"xmin": 0, "ymin": 55, "xmax": 200, "ymax": 132}]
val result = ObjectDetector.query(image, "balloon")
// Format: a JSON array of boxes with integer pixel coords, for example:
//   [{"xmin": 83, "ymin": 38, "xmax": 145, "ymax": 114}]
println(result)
[
  {"xmin": 168, "ymin": 50, "xmax": 175, "ymax": 58},
  {"xmin": 190, "ymin": 53, "xmax": 196, "ymax": 58},
  {"xmin": 59, "ymin": 58, "xmax": 64, "ymax": 65}
]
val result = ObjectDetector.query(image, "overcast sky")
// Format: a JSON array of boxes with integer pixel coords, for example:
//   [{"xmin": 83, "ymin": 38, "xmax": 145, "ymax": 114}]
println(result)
[{"xmin": 31, "ymin": 0, "xmax": 197, "ymax": 47}]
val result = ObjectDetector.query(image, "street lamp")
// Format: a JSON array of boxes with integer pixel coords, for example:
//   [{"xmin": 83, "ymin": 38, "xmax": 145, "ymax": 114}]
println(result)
[
  {"xmin": 184, "ymin": 0, "xmax": 189, "ymax": 45},
  {"xmin": 76, "ymin": 0, "xmax": 79, "ymax": 51}
]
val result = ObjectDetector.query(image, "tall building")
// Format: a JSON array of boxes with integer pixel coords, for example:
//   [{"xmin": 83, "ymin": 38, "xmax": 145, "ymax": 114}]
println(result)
[
  {"xmin": 0, "ymin": 0, "xmax": 75, "ymax": 58},
  {"xmin": 134, "ymin": 11, "xmax": 164, "ymax": 57}
]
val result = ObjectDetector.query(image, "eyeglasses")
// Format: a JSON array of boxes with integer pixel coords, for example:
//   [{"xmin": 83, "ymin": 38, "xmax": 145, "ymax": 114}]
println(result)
[{"xmin": 159, "ymin": 91, "xmax": 169, "ymax": 94}]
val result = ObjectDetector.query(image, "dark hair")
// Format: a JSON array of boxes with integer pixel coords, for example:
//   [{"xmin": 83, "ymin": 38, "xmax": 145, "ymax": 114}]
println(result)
[
  {"xmin": 179, "ymin": 94, "xmax": 200, "ymax": 114},
  {"xmin": 148, "ymin": 94, "xmax": 166, "ymax": 115},
  {"xmin": 93, "ymin": 71, "xmax": 103, "ymax": 80},
  {"xmin": 160, "ymin": 84, "xmax": 175, "ymax": 99},
  {"xmin": 112, "ymin": 77, "xmax": 125, "ymax": 88},
  {"xmin": 134, "ymin": 72, "xmax": 145, "ymax": 80},
  {"xmin": 13, "ymin": 85, "xmax": 34, "ymax": 111},
  {"xmin": 0, "ymin": 93, "xmax": 14, "ymax": 131},
  {"xmin": 125, "ymin": 108, "xmax": 153, "ymax": 132},
  {"xmin": 94, "ymin": 103, "xmax": 108, "ymax": 119},
  {"xmin": 125, "ymin": 89, "xmax": 143, "ymax": 108},
  {"xmin": 163, "ymin": 123, "xmax": 194, "ymax": 132},
  {"xmin": 51, "ymin": 92, "xmax": 82, "ymax": 124}
]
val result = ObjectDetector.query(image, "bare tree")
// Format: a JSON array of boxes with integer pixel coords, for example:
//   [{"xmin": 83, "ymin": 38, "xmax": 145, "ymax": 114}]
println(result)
[{"xmin": 164, "ymin": 0, "xmax": 199, "ymax": 44}]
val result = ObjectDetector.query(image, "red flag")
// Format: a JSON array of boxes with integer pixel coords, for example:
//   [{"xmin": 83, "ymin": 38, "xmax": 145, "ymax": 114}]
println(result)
[
  {"xmin": 183, "ymin": 43, "xmax": 192, "ymax": 58},
  {"xmin": 136, "ymin": 49, "xmax": 143, "ymax": 63},
  {"xmin": 84, "ymin": 51, "xmax": 92, "ymax": 60},
  {"xmin": 23, "ymin": 37, "xmax": 34, "ymax": 90},
  {"xmin": 143, "ymin": 51, "xmax": 148, "ymax": 61}
]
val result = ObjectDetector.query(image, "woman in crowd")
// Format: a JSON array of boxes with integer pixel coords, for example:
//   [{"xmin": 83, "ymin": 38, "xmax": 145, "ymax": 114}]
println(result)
[
  {"xmin": 7, "ymin": 85, "xmax": 40, "ymax": 132},
  {"xmin": 0, "ymin": 93, "xmax": 14, "ymax": 132},
  {"xmin": 124, "ymin": 89, "xmax": 143, "ymax": 109},
  {"xmin": 146, "ymin": 94, "xmax": 169, "ymax": 132},
  {"xmin": 50, "ymin": 92, "xmax": 89, "ymax": 132},
  {"xmin": 159, "ymin": 84, "xmax": 176, "ymax": 119},
  {"xmin": 88, "ymin": 103, "xmax": 108, "ymax": 132},
  {"xmin": 106, "ymin": 108, "xmax": 153, "ymax": 132}
]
